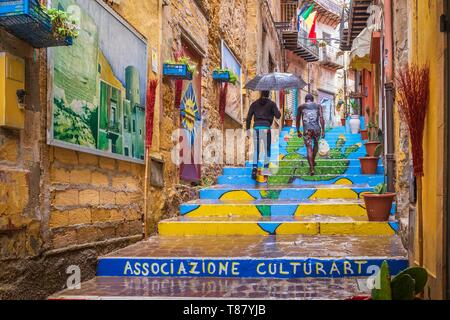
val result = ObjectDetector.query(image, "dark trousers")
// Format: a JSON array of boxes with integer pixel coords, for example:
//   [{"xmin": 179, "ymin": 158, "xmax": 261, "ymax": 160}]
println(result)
[{"xmin": 252, "ymin": 129, "xmax": 272, "ymax": 168}]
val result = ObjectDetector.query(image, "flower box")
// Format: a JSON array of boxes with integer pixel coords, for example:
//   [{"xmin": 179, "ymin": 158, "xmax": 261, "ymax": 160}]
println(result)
[
  {"xmin": 0, "ymin": 0, "xmax": 72, "ymax": 48},
  {"xmin": 212, "ymin": 70, "xmax": 231, "ymax": 83},
  {"xmin": 163, "ymin": 63, "xmax": 193, "ymax": 80}
]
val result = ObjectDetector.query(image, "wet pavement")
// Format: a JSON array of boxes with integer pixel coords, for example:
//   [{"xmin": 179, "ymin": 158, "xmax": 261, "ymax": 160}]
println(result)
[
  {"xmin": 103, "ymin": 235, "xmax": 407, "ymax": 259},
  {"xmin": 51, "ymin": 277, "xmax": 368, "ymax": 300}
]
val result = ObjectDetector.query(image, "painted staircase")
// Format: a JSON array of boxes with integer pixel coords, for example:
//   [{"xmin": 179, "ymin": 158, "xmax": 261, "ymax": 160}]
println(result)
[{"xmin": 52, "ymin": 127, "xmax": 408, "ymax": 300}]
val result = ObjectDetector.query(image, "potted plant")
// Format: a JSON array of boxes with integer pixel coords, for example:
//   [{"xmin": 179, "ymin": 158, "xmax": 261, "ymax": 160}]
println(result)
[
  {"xmin": 362, "ymin": 183, "xmax": 396, "ymax": 222},
  {"xmin": 0, "ymin": 1, "xmax": 78, "ymax": 48},
  {"xmin": 284, "ymin": 108, "xmax": 294, "ymax": 127},
  {"xmin": 348, "ymin": 261, "xmax": 428, "ymax": 300},
  {"xmin": 163, "ymin": 55, "xmax": 197, "ymax": 80},
  {"xmin": 365, "ymin": 108, "xmax": 382, "ymax": 157},
  {"xmin": 336, "ymin": 100, "xmax": 346, "ymax": 126},
  {"xmin": 349, "ymin": 100, "xmax": 361, "ymax": 134},
  {"xmin": 360, "ymin": 144, "xmax": 382, "ymax": 175},
  {"xmin": 41, "ymin": 5, "xmax": 80, "ymax": 42},
  {"xmin": 360, "ymin": 107, "xmax": 369, "ymax": 140},
  {"xmin": 213, "ymin": 68, "xmax": 238, "ymax": 85}
]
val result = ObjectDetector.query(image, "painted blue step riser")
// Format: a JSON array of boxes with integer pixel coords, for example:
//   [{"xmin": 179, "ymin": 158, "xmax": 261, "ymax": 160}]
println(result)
[
  {"xmin": 225, "ymin": 167, "xmax": 385, "ymax": 175},
  {"xmin": 179, "ymin": 204, "xmax": 397, "ymax": 216},
  {"xmin": 218, "ymin": 175, "xmax": 385, "ymax": 186},
  {"xmin": 199, "ymin": 188, "xmax": 375, "ymax": 200},
  {"xmin": 245, "ymin": 160, "xmax": 382, "ymax": 167},
  {"xmin": 97, "ymin": 258, "xmax": 409, "ymax": 279}
]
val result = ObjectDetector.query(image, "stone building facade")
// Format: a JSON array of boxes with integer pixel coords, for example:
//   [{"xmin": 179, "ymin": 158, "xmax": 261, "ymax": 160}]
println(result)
[{"xmin": 0, "ymin": 0, "xmax": 283, "ymax": 299}]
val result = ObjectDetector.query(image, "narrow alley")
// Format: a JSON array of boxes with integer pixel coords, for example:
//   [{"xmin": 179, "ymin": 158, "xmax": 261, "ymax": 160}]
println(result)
[{"xmin": 0, "ymin": 0, "xmax": 449, "ymax": 303}]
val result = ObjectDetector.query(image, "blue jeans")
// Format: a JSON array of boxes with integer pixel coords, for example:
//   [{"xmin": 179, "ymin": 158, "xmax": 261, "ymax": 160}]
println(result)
[{"xmin": 252, "ymin": 128, "xmax": 272, "ymax": 169}]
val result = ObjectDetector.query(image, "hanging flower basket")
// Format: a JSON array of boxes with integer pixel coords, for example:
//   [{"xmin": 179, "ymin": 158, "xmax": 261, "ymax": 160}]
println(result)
[
  {"xmin": 0, "ymin": 0, "xmax": 75, "ymax": 48},
  {"xmin": 213, "ymin": 70, "xmax": 231, "ymax": 82},
  {"xmin": 213, "ymin": 68, "xmax": 238, "ymax": 84},
  {"xmin": 163, "ymin": 63, "xmax": 193, "ymax": 80}
]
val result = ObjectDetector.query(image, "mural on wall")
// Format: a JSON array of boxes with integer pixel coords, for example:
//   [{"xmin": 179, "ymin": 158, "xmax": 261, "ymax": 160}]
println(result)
[
  {"xmin": 179, "ymin": 42, "xmax": 202, "ymax": 182},
  {"xmin": 221, "ymin": 40, "xmax": 243, "ymax": 123},
  {"xmin": 49, "ymin": 0, "xmax": 148, "ymax": 162}
]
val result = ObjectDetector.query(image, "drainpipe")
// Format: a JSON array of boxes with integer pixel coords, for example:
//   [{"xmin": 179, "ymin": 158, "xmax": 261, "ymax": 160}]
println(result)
[{"xmin": 384, "ymin": 0, "xmax": 395, "ymax": 193}]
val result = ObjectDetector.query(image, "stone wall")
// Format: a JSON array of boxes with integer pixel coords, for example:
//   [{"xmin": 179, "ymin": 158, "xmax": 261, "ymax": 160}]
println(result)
[{"xmin": 392, "ymin": 0, "xmax": 413, "ymax": 246}]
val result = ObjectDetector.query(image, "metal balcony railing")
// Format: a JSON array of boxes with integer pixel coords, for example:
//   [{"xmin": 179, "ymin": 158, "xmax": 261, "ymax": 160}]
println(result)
[
  {"xmin": 298, "ymin": 28, "xmax": 319, "ymax": 56},
  {"xmin": 281, "ymin": 1, "xmax": 298, "ymax": 25}
]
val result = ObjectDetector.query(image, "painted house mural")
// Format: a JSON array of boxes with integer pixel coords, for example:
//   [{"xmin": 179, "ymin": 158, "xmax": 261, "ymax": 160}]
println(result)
[{"xmin": 49, "ymin": 0, "xmax": 147, "ymax": 162}]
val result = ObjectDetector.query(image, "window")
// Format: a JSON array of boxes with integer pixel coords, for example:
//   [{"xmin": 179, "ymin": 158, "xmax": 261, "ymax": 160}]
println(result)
[{"xmin": 322, "ymin": 32, "xmax": 332, "ymax": 45}]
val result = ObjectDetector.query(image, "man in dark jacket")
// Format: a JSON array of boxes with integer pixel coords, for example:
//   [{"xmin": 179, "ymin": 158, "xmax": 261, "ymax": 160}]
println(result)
[
  {"xmin": 246, "ymin": 91, "xmax": 281, "ymax": 180},
  {"xmin": 296, "ymin": 93, "xmax": 325, "ymax": 176}
]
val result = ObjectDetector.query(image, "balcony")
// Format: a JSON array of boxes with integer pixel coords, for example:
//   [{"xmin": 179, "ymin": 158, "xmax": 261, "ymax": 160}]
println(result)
[
  {"xmin": 339, "ymin": 0, "xmax": 372, "ymax": 51},
  {"xmin": 301, "ymin": 0, "xmax": 342, "ymax": 28},
  {"xmin": 276, "ymin": 1, "xmax": 319, "ymax": 62},
  {"xmin": 319, "ymin": 45, "xmax": 344, "ymax": 70}
]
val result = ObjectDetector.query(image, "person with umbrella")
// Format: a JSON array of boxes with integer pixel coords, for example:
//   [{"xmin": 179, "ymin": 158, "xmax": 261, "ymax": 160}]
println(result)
[
  {"xmin": 296, "ymin": 93, "xmax": 326, "ymax": 176},
  {"xmin": 245, "ymin": 72, "xmax": 307, "ymax": 180},
  {"xmin": 246, "ymin": 91, "xmax": 281, "ymax": 180}
]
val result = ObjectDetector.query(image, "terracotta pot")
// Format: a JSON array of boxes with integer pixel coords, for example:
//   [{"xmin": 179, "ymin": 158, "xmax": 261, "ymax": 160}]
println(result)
[
  {"xmin": 363, "ymin": 193, "xmax": 396, "ymax": 222},
  {"xmin": 359, "ymin": 157, "xmax": 379, "ymax": 174},
  {"xmin": 365, "ymin": 141, "xmax": 381, "ymax": 157},
  {"xmin": 285, "ymin": 119, "xmax": 293, "ymax": 127},
  {"xmin": 360, "ymin": 129, "xmax": 369, "ymax": 140},
  {"xmin": 341, "ymin": 118, "xmax": 346, "ymax": 126}
]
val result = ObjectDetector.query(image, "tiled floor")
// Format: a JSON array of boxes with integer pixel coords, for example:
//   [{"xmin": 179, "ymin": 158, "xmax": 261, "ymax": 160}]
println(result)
[
  {"xmin": 51, "ymin": 277, "xmax": 369, "ymax": 300},
  {"xmin": 103, "ymin": 235, "xmax": 407, "ymax": 259}
]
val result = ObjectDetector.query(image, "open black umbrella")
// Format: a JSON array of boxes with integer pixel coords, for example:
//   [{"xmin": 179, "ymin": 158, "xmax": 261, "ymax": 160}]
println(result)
[{"xmin": 245, "ymin": 72, "xmax": 307, "ymax": 91}]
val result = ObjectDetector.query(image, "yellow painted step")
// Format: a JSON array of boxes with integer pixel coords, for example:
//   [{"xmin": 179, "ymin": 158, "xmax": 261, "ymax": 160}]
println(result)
[
  {"xmin": 180, "ymin": 200, "xmax": 368, "ymax": 218},
  {"xmin": 158, "ymin": 216, "xmax": 397, "ymax": 236}
]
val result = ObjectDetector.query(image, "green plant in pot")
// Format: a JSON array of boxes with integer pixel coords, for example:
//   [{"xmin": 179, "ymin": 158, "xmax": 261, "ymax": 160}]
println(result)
[
  {"xmin": 365, "ymin": 108, "xmax": 382, "ymax": 156},
  {"xmin": 284, "ymin": 108, "xmax": 294, "ymax": 127},
  {"xmin": 40, "ymin": 5, "xmax": 80, "ymax": 40},
  {"xmin": 213, "ymin": 67, "xmax": 238, "ymax": 85},
  {"xmin": 362, "ymin": 182, "xmax": 396, "ymax": 222},
  {"xmin": 372, "ymin": 261, "xmax": 428, "ymax": 300},
  {"xmin": 164, "ymin": 56, "xmax": 197, "ymax": 75}
]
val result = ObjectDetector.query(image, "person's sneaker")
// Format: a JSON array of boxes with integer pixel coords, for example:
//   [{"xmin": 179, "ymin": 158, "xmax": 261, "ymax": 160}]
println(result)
[{"xmin": 252, "ymin": 168, "xmax": 258, "ymax": 180}]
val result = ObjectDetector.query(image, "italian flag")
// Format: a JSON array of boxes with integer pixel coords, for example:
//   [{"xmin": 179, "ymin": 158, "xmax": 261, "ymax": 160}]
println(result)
[{"xmin": 307, "ymin": 12, "xmax": 318, "ymax": 44}]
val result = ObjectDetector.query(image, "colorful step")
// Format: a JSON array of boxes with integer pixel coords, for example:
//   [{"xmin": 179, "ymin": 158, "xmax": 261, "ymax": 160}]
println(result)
[
  {"xmin": 158, "ymin": 216, "xmax": 399, "ymax": 236},
  {"xmin": 218, "ymin": 174, "xmax": 384, "ymax": 186},
  {"xmin": 93, "ymin": 235, "xmax": 408, "ymax": 279},
  {"xmin": 200, "ymin": 184, "xmax": 375, "ymax": 200},
  {"xmin": 246, "ymin": 159, "xmax": 382, "ymax": 168},
  {"xmin": 223, "ymin": 166, "xmax": 384, "ymax": 176},
  {"xmin": 180, "ymin": 199, "xmax": 369, "ymax": 217}
]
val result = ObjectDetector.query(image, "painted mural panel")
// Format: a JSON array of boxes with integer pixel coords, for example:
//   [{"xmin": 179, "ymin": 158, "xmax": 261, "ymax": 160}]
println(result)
[
  {"xmin": 179, "ymin": 41, "xmax": 202, "ymax": 182},
  {"xmin": 49, "ymin": 0, "xmax": 148, "ymax": 162},
  {"xmin": 221, "ymin": 41, "xmax": 243, "ymax": 123}
]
